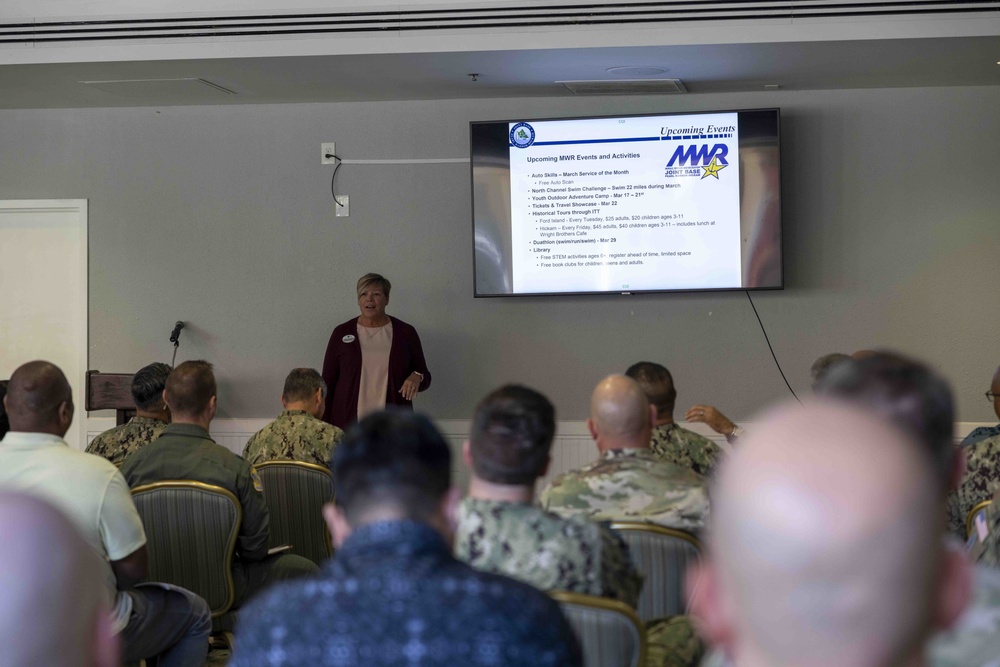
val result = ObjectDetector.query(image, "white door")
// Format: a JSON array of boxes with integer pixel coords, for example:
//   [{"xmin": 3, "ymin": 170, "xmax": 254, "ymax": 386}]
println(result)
[{"xmin": 0, "ymin": 200, "xmax": 88, "ymax": 449}]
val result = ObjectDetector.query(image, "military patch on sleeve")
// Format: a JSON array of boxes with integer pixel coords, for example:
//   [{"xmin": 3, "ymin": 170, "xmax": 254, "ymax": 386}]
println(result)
[{"xmin": 251, "ymin": 467, "xmax": 264, "ymax": 493}]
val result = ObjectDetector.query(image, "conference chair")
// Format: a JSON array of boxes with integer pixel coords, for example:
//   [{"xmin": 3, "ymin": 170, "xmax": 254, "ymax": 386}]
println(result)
[
  {"xmin": 550, "ymin": 591, "xmax": 646, "ymax": 667},
  {"xmin": 255, "ymin": 460, "xmax": 336, "ymax": 566},
  {"xmin": 967, "ymin": 499, "xmax": 994, "ymax": 540},
  {"xmin": 610, "ymin": 522, "xmax": 702, "ymax": 621},
  {"xmin": 131, "ymin": 481, "xmax": 241, "ymax": 639}
]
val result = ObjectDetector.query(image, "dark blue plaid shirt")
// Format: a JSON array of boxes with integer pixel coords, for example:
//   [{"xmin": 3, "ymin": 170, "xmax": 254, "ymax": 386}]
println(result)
[{"xmin": 231, "ymin": 519, "xmax": 582, "ymax": 667}]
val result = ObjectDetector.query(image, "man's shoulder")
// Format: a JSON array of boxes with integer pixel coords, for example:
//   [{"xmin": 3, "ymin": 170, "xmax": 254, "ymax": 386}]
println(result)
[
  {"xmin": 961, "ymin": 425, "xmax": 1000, "ymax": 448},
  {"xmin": 672, "ymin": 424, "xmax": 717, "ymax": 447},
  {"xmin": 87, "ymin": 419, "xmax": 165, "ymax": 462},
  {"xmin": 461, "ymin": 499, "xmax": 601, "ymax": 549},
  {"xmin": 235, "ymin": 564, "xmax": 576, "ymax": 666},
  {"xmin": 63, "ymin": 445, "xmax": 122, "ymax": 476},
  {"xmin": 965, "ymin": 435, "xmax": 1000, "ymax": 467},
  {"xmin": 929, "ymin": 565, "xmax": 1000, "ymax": 666}
]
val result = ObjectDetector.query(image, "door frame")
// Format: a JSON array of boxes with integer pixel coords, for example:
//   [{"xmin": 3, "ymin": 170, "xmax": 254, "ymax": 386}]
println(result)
[{"xmin": 0, "ymin": 199, "xmax": 88, "ymax": 448}]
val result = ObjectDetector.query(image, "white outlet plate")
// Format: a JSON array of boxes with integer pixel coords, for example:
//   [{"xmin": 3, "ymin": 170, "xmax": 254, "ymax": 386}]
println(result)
[
  {"xmin": 335, "ymin": 195, "xmax": 350, "ymax": 217},
  {"xmin": 321, "ymin": 142, "xmax": 337, "ymax": 164}
]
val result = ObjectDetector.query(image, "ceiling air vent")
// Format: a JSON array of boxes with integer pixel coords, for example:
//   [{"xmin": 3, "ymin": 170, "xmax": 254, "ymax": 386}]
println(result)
[
  {"xmin": 79, "ymin": 78, "xmax": 236, "ymax": 101},
  {"xmin": 559, "ymin": 79, "xmax": 687, "ymax": 95}
]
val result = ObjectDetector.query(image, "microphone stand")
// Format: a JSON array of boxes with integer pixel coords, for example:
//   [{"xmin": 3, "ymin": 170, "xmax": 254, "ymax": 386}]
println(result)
[{"xmin": 169, "ymin": 321, "xmax": 185, "ymax": 367}]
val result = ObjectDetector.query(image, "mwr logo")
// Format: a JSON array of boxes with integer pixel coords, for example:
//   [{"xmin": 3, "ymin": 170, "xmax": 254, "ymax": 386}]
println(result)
[
  {"xmin": 510, "ymin": 122, "xmax": 536, "ymax": 149},
  {"xmin": 666, "ymin": 143, "xmax": 729, "ymax": 167},
  {"xmin": 665, "ymin": 143, "xmax": 730, "ymax": 179}
]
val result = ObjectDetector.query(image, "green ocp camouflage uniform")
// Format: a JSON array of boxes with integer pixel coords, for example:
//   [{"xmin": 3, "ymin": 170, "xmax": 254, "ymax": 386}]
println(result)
[
  {"xmin": 646, "ymin": 616, "xmax": 703, "ymax": 667},
  {"xmin": 85, "ymin": 416, "xmax": 167, "ymax": 465},
  {"xmin": 456, "ymin": 497, "xmax": 703, "ymax": 667},
  {"xmin": 929, "ymin": 564, "xmax": 1000, "ymax": 667},
  {"xmin": 650, "ymin": 423, "xmax": 722, "ymax": 478},
  {"xmin": 455, "ymin": 497, "xmax": 643, "ymax": 605},
  {"xmin": 242, "ymin": 409, "xmax": 344, "ymax": 468},
  {"xmin": 539, "ymin": 448, "xmax": 709, "ymax": 531},
  {"xmin": 946, "ymin": 434, "xmax": 1000, "ymax": 538}
]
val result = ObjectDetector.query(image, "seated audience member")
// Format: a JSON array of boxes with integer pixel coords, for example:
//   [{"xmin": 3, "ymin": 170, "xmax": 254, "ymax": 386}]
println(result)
[
  {"xmin": 0, "ymin": 492, "xmax": 119, "ymax": 667},
  {"xmin": 809, "ymin": 352, "xmax": 853, "ymax": 390},
  {"xmin": 936, "ymin": 365, "xmax": 1000, "ymax": 537},
  {"xmin": 960, "ymin": 365, "xmax": 1000, "ymax": 447},
  {"xmin": 690, "ymin": 401, "xmax": 969, "ymax": 667},
  {"xmin": 792, "ymin": 350, "xmax": 1000, "ymax": 666},
  {"xmin": 948, "ymin": 434, "xmax": 1000, "ymax": 538},
  {"xmin": 230, "ymin": 410, "xmax": 583, "ymax": 667},
  {"xmin": 456, "ymin": 384, "xmax": 642, "ymax": 604},
  {"xmin": 86, "ymin": 362, "xmax": 171, "ymax": 465},
  {"xmin": 458, "ymin": 384, "xmax": 701, "ymax": 667},
  {"xmin": 625, "ymin": 362, "xmax": 721, "ymax": 476},
  {"xmin": 0, "ymin": 360, "xmax": 211, "ymax": 667},
  {"xmin": 120, "ymin": 360, "xmax": 317, "ymax": 608},
  {"xmin": 0, "ymin": 379, "xmax": 9, "ymax": 440},
  {"xmin": 540, "ymin": 374, "xmax": 709, "ymax": 531},
  {"xmin": 242, "ymin": 367, "xmax": 345, "ymax": 467},
  {"xmin": 816, "ymin": 351, "xmax": 957, "ymax": 491},
  {"xmin": 685, "ymin": 352, "xmax": 853, "ymax": 442}
]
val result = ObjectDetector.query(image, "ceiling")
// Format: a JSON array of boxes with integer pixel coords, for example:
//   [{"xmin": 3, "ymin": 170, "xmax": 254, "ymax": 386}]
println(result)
[{"xmin": 0, "ymin": 35, "xmax": 998, "ymax": 108}]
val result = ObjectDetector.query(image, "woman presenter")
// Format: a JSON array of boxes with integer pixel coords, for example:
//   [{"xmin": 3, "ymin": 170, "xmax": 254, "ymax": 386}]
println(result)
[{"xmin": 321, "ymin": 273, "xmax": 432, "ymax": 429}]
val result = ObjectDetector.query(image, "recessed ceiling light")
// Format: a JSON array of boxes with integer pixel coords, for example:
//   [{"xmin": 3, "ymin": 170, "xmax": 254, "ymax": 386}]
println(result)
[{"xmin": 605, "ymin": 66, "xmax": 669, "ymax": 76}]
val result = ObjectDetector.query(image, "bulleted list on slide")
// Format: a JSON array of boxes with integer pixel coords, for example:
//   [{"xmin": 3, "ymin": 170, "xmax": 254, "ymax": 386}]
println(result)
[{"xmin": 508, "ymin": 113, "xmax": 743, "ymax": 294}]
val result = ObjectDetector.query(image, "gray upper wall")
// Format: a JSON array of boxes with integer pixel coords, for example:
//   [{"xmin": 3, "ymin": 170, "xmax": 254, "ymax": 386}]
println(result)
[{"xmin": 1, "ymin": 86, "xmax": 997, "ymax": 422}]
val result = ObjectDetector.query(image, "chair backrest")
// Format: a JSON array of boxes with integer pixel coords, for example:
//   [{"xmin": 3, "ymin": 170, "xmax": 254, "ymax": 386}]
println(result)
[
  {"xmin": 610, "ymin": 522, "xmax": 702, "ymax": 621},
  {"xmin": 967, "ymin": 499, "xmax": 994, "ymax": 539},
  {"xmin": 255, "ymin": 460, "xmax": 335, "ymax": 566},
  {"xmin": 131, "ymin": 481, "xmax": 241, "ymax": 617},
  {"xmin": 550, "ymin": 591, "xmax": 645, "ymax": 667}
]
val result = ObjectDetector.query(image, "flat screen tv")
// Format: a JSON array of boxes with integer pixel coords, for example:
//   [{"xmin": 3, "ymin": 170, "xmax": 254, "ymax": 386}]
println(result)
[{"xmin": 470, "ymin": 108, "xmax": 782, "ymax": 296}]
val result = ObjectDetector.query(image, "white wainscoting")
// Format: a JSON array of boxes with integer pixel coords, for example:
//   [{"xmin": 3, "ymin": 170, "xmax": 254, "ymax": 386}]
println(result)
[{"xmin": 86, "ymin": 417, "xmax": 991, "ymax": 492}]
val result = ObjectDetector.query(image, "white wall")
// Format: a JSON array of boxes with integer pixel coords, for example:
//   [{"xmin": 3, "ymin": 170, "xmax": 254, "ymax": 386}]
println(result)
[{"xmin": 2, "ymin": 86, "xmax": 998, "ymax": 425}]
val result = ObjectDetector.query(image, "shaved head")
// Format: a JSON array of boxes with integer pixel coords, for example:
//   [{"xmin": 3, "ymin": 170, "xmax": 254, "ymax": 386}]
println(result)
[
  {"xmin": 4, "ymin": 361, "xmax": 73, "ymax": 435},
  {"xmin": 705, "ymin": 401, "xmax": 946, "ymax": 667},
  {"xmin": 589, "ymin": 375, "xmax": 653, "ymax": 450},
  {"xmin": 0, "ymin": 493, "xmax": 117, "ymax": 667}
]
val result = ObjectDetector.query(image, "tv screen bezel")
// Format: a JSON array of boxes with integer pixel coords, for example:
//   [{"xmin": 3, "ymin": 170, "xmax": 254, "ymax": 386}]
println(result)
[{"xmin": 469, "ymin": 107, "xmax": 783, "ymax": 298}]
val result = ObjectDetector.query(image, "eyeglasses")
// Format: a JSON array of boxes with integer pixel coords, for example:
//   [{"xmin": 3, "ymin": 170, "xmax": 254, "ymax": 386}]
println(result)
[{"xmin": 987, "ymin": 391, "xmax": 999, "ymax": 402}]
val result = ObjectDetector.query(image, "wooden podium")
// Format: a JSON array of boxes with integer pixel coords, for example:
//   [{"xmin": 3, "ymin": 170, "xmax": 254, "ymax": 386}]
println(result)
[{"xmin": 85, "ymin": 370, "xmax": 136, "ymax": 426}]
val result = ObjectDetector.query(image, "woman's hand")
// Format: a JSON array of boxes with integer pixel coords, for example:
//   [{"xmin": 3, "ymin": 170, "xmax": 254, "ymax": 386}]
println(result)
[{"xmin": 400, "ymin": 372, "xmax": 422, "ymax": 401}]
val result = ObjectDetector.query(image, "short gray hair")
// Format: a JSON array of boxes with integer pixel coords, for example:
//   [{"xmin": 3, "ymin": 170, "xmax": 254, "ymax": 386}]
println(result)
[{"xmin": 282, "ymin": 368, "xmax": 327, "ymax": 403}]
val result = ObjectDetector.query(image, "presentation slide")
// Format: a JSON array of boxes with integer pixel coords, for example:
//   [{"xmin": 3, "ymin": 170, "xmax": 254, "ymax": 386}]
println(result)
[{"xmin": 507, "ymin": 113, "xmax": 742, "ymax": 294}]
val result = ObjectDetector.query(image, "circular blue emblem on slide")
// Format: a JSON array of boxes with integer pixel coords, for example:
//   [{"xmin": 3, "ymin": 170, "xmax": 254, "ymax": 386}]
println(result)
[{"xmin": 510, "ymin": 122, "xmax": 536, "ymax": 148}]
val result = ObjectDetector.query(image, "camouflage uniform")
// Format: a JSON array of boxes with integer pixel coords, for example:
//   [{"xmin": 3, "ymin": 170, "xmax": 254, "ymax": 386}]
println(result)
[
  {"xmin": 85, "ymin": 416, "xmax": 167, "ymax": 465},
  {"xmin": 539, "ymin": 448, "xmax": 709, "ymax": 531},
  {"xmin": 961, "ymin": 424, "xmax": 1000, "ymax": 448},
  {"xmin": 646, "ymin": 616, "xmax": 703, "ymax": 667},
  {"xmin": 946, "ymin": 434, "xmax": 1000, "ymax": 537},
  {"xmin": 456, "ymin": 497, "xmax": 703, "ymax": 667},
  {"xmin": 650, "ymin": 423, "xmax": 722, "ymax": 478},
  {"xmin": 929, "ymin": 564, "xmax": 1000, "ymax": 667},
  {"xmin": 242, "ymin": 410, "xmax": 344, "ymax": 468},
  {"xmin": 455, "ymin": 497, "xmax": 643, "ymax": 606}
]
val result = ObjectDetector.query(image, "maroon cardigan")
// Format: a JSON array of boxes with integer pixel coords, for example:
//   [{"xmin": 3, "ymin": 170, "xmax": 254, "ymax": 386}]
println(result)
[{"xmin": 321, "ymin": 316, "xmax": 432, "ymax": 429}]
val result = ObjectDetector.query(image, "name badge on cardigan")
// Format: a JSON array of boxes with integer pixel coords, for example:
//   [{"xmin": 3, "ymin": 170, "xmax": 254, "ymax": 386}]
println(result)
[{"xmin": 342, "ymin": 334, "xmax": 356, "ymax": 343}]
